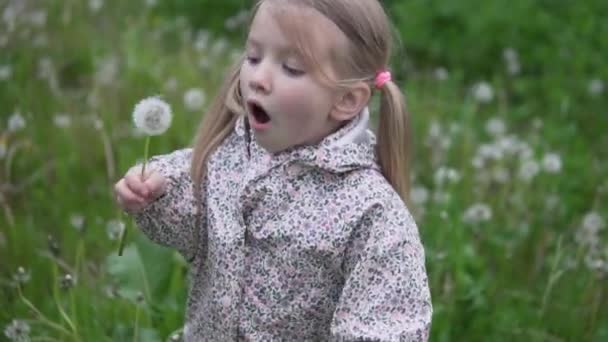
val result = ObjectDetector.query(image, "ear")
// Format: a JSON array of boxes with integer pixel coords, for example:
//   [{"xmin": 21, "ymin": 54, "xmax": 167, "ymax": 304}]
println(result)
[{"xmin": 330, "ymin": 81, "xmax": 371, "ymax": 122}]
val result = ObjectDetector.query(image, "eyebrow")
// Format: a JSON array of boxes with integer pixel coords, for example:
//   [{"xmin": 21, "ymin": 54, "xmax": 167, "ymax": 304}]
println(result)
[{"xmin": 246, "ymin": 37, "xmax": 298, "ymax": 55}]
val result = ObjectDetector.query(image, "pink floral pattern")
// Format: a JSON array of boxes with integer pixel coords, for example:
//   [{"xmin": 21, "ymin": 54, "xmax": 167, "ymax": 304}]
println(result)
[{"xmin": 133, "ymin": 110, "xmax": 432, "ymax": 341}]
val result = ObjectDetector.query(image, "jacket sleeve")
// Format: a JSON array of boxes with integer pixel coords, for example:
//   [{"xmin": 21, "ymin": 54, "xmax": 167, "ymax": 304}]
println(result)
[
  {"xmin": 330, "ymin": 197, "xmax": 432, "ymax": 342},
  {"xmin": 132, "ymin": 148, "xmax": 202, "ymax": 261}
]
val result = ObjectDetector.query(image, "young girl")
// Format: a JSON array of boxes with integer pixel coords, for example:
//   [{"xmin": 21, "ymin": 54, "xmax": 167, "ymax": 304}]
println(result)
[{"xmin": 115, "ymin": 0, "xmax": 432, "ymax": 340}]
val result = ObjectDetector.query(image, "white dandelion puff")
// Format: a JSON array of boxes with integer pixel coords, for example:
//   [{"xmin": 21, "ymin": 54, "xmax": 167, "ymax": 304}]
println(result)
[
  {"xmin": 463, "ymin": 203, "xmax": 493, "ymax": 224},
  {"xmin": 70, "ymin": 213, "xmax": 85, "ymax": 232},
  {"xmin": 588, "ymin": 79, "xmax": 604, "ymax": 97},
  {"xmin": 89, "ymin": 0, "xmax": 104, "ymax": 13},
  {"xmin": 53, "ymin": 113, "xmax": 72, "ymax": 128},
  {"xmin": 518, "ymin": 159, "xmax": 540, "ymax": 181},
  {"xmin": 132, "ymin": 96, "xmax": 172, "ymax": 136},
  {"xmin": 411, "ymin": 186, "xmax": 430, "ymax": 205},
  {"xmin": 4, "ymin": 319, "xmax": 31, "ymax": 341},
  {"xmin": 8, "ymin": 111, "xmax": 26, "ymax": 132},
  {"xmin": 485, "ymin": 117, "xmax": 506, "ymax": 137},
  {"xmin": 434, "ymin": 67, "xmax": 448, "ymax": 81},
  {"xmin": 0, "ymin": 64, "xmax": 11, "ymax": 81},
  {"xmin": 183, "ymin": 88, "xmax": 206, "ymax": 111},
  {"xmin": 541, "ymin": 153, "xmax": 562, "ymax": 173},
  {"xmin": 106, "ymin": 219, "xmax": 125, "ymax": 241},
  {"xmin": 472, "ymin": 81, "xmax": 494, "ymax": 104}
]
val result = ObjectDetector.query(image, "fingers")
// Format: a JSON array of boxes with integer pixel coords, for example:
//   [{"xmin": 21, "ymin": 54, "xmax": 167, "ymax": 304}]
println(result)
[{"xmin": 114, "ymin": 167, "xmax": 167, "ymax": 213}]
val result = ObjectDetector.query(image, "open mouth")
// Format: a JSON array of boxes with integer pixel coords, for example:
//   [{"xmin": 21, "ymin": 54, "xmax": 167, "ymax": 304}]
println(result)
[{"xmin": 247, "ymin": 100, "xmax": 271, "ymax": 124}]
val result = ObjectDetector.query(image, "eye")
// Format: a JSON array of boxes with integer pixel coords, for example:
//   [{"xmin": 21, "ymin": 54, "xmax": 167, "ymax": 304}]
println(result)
[
  {"xmin": 246, "ymin": 55, "xmax": 261, "ymax": 65},
  {"xmin": 283, "ymin": 64, "xmax": 305, "ymax": 77}
]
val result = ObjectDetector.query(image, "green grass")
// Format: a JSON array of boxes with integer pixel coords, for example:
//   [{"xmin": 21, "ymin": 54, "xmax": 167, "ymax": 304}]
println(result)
[{"xmin": 1, "ymin": 1, "xmax": 607, "ymax": 341}]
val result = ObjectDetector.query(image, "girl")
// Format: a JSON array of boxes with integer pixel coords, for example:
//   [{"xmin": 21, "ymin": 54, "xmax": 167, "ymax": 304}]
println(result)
[{"xmin": 115, "ymin": 0, "xmax": 432, "ymax": 340}]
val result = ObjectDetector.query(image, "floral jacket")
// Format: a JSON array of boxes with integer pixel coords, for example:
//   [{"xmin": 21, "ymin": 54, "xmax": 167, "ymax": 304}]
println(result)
[{"xmin": 133, "ymin": 108, "xmax": 432, "ymax": 341}]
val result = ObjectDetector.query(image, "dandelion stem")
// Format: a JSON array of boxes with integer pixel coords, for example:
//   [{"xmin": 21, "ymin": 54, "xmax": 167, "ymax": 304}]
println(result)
[
  {"xmin": 140, "ymin": 136, "xmax": 151, "ymax": 180},
  {"xmin": 17, "ymin": 286, "xmax": 73, "ymax": 337}
]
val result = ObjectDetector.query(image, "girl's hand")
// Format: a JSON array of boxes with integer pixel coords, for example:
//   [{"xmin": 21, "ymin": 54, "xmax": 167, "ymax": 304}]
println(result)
[{"xmin": 114, "ymin": 166, "xmax": 167, "ymax": 213}]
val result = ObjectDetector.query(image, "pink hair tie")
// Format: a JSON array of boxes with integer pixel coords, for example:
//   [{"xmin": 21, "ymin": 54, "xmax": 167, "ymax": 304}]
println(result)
[{"xmin": 374, "ymin": 70, "xmax": 391, "ymax": 89}]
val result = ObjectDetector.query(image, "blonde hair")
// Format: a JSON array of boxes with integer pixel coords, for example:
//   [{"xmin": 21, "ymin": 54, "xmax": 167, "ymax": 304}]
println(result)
[{"xmin": 191, "ymin": 0, "xmax": 411, "ymax": 206}]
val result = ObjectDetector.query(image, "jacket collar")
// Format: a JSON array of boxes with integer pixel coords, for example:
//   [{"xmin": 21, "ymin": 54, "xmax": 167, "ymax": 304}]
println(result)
[{"xmin": 235, "ymin": 107, "xmax": 379, "ymax": 174}]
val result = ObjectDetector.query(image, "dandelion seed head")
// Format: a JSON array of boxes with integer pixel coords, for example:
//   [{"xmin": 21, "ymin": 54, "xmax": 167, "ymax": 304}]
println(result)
[
  {"xmin": 132, "ymin": 96, "xmax": 172, "ymax": 136},
  {"xmin": 434, "ymin": 67, "xmax": 448, "ymax": 81},
  {"xmin": 588, "ymin": 79, "xmax": 604, "ymax": 97},
  {"xmin": 472, "ymin": 81, "xmax": 494, "ymax": 104},
  {"xmin": 13, "ymin": 267, "xmax": 30, "ymax": 285},
  {"xmin": 4, "ymin": 319, "xmax": 31, "ymax": 341},
  {"xmin": 53, "ymin": 113, "xmax": 72, "ymax": 128},
  {"xmin": 462, "ymin": 203, "xmax": 493, "ymax": 224},
  {"xmin": 89, "ymin": 0, "xmax": 104, "ymax": 13},
  {"xmin": 8, "ymin": 111, "xmax": 26, "ymax": 132},
  {"xmin": 70, "ymin": 213, "xmax": 85, "ymax": 232},
  {"xmin": 60, "ymin": 274, "xmax": 76, "ymax": 290},
  {"xmin": 518, "ymin": 159, "xmax": 540, "ymax": 181},
  {"xmin": 541, "ymin": 153, "xmax": 562, "ymax": 173},
  {"xmin": 411, "ymin": 186, "xmax": 429, "ymax": 206},
  {"xmin": 0, "ymin": 64, "xmax": 12, "ymax": 81},
  {"xmin": 106, "ymin": 219, "xmax": 125, "ymax": 241},
  {"xmin": 170, "ymin": 332, "xmax": 182, "ymax": 341},
  {"xmin": 183, "ymin": 88, "xmax": 206, "ymax": 112},
  {"xmin": 485, "ymin": 117, "xmax": 506, "ymax": 137}
]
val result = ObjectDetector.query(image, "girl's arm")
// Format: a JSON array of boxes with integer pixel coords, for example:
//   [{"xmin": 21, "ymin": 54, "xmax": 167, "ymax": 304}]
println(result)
[
  {"xmin": 330, "ymin": 198, "xmax": 432, "ymax": 342},
  {"xmin": 131, "ymin": 148, "xmax": 201, "ymax": 261}
]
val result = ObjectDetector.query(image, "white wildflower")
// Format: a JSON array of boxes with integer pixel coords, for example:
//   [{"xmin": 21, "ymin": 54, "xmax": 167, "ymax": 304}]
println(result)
[
  {"xmin": 89, "ymin": 0, "xmax": 104, "ymax": 13},
  {"xmin": 518, "ymin": 159, "xmax": 540, "ymax": 181},
  {"xmin": 95, "ymin": 56, "xmax": 119, "ymax": 86},
  {"xmin": 503, "ymin": 48, "xmax": 521, "ymax": 76},
  {"xmin": 411, "ymin": 186, "xmax": 429, "ymax": 205},
  {"xmin": 428, "ymin": 120, "xmax": 442, "ymax": 139},
  {"xmin": 434, "ymin": 67, "xmax": 448, "ymax": 81},
  {"xmin": 582, "ymin": 212, "xmax": 605, "ymax": 235},
  {"xmin": 28, "ymin": 10, "xmax": 47, "ymax": 27},
  {"xmin": 588, "ymin": 79, "xmax": 604, "ymax": 97},
  {"xmin": 164, "ymin": 77, "xmax": 178, "ymax": 92},
  {"xmin": 0, "ymin": 64, "xmax": 11, "ymax": 81},
  {"xmin": 106, "ymin": 219, "xmax": 125, "ymax": 241},
  {"xmin": 4, "ymin": 319, "xmax": 31, "ymax": 341},
  {"xmin": 492, "ymin": 167, "xmax": 510, "ymax": 183},
  {"xmin": 53, "ymin": 113, "xmax": 72, "ymax": 128},
  {"xmin": 485, "ymin": 117, "xmax": 506, "ymax": 137},
  {"xmin": 8, "ymin": 111, "xmax": 26, "ymax": 132},
  {"xmin": 194, "ymin": 30, "xmax": 211, "ymax": 51},
  {"xmin": 13, "ymin": 266, "xmax": 30, "ymax": 284},
  {"xmin": 471, "ymin": 155, "xmax": 484, "ymax": 169},
  {"xmin": 472, "ymin": 81, "xmax": 494, "ymax": 104},
  {"xmin": 210, "ymin": 38, "xmax": 229, "ymax": 56},
  {"xmin": 463, "ymin": 203, "xmax": 493, "ymax": 224},
  {"xmin": 434, "ymin": 167, "xmax": 461, "ymax": 186},
  {"xmin": 541, "ymin": 153, "xmax": 562, "ymax": 173},
  {"xmin": 70, "ymin": 213, "xmax": 85, "ymax": 232},
  {"xmin": 183, "ymin": 88, "xmax": 206, "ymax": 111},
  {"xmin": 478, "ymin": 143, "xmax": 504, "ymax": 161},
  {"xmin": 132, "ymin": 96, "xmax": 172, "ymax": 135}
]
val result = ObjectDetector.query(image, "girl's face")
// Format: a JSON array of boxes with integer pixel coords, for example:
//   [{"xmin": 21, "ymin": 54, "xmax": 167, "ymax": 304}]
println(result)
[{"xmin": 239, "ymin": 2, "xmax": 347, "ymax": 153}]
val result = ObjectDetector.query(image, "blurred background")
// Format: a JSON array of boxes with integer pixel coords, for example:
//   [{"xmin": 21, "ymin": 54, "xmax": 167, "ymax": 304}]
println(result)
[{"xmin": 1, "ymin": 0, "xmax": 607, "ymax": 341}]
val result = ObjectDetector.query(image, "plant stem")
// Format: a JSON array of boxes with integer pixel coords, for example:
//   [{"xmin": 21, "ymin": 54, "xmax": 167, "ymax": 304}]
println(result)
[{"xmin": 140, "ymin": 136, "xmax": 150, "ymax": 180}]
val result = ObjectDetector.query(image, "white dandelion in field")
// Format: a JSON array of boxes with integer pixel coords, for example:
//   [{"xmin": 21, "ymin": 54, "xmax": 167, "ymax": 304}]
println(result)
[
  {"xmin": 53, "ymin": 113, "xmax": 72, "ymax": 128},
  {"xmin": 89, "ymin": 0, "xmax": 104, "ymax": 13},
  {"xmin": 472, "ymin": 81, "xmax": 494, "ymax": 104},
  {"xmin": 518, "ymin": 159, "xmax": 540, "ymax": 181},
  {"xmin": 575, "ymin": 211, "xmax": 605, "ymax": 248},
  {"xmin": 434, "ymin": 167, "xmax": 461, "ymax": 186},
  {"xmin": 164, "ymin": 77, "xmax": 178, "ymax": 92},
  {"xmin": 503, "ymin": 47, "xmax": 521, "ymax": 76},
  {"xmin": 170, "ymin": 332, "xmax": 182, "ymax": 342},
  {"xmin": 492, "ymin": 167, "xmax": 510, "ymax": 184},
  {"xmin": 434, "ymin": 67, "xmax": 448, "ymax": 81},
  {"xmin": 132, "ymin": 96, "xmax": 172, "ymax": 136},
  {"xmin": 462, "ymin": 203, "xmax": 492, "ymax": 224},
  {"xmin": 60, "ymin": 274, "xmax": 76, "ymax": 290},
  {"xmin": 95, "ymin": 56, "xmax": 119, "ymax": 86},
  {"xmin": 210, "ymin": 38, "xmax": 229, "ymax": 57},
  {"xmin": 541, "ymin": 152, "xmax": 562, "ymax": 173},
  {"xmin": 4, "ymin": 319, "xmax": 31, "ymax": 341},
  {"xmin": 194, "ymin": 30, "xmax": 211, "ymax": 51},
  {"xmin": 8, "ymin": 111, "xmax": 25, "ymax": 132},
  {"xmin": 106, "ymin": 219, "xmax": 125, "ymax": 241},
  {"xmin": 588, "ymin": 79, "xmax": 604, "ymax": 97},
  {"xmin": 12, "ymin": 266, "xmax": 30, "ymax": 285},
  {"xmin": 411, "ymin": 186, "xmax": 429, "ymax": 205},
  {"xmin": 485, "ymin": 117, "xmax": 506, "ymax": 137},
  {"xmin": 70, "ymin": 213, "xmax": 85, "ymax": 232},
  {"xmin": 0, "ymin": 64, "xmax": 11, "ymax": 81},
  {"xmin": 28, "ymin": 9, "xmax": 47, "ymax": 28},
  {"xmin": 183, "ymin": 88, "xmax": 206, "ymax": 111}
]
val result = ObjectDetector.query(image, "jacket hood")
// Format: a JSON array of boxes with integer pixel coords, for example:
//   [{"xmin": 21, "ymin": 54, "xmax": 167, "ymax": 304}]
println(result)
[{"xmin": 234, "ymin": 107, "xmax": 380, "ymax": 174}]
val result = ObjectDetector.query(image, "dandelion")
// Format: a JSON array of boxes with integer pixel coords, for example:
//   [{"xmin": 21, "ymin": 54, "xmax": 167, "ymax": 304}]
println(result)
[
  {"xmin": 463, "ymin": 203, "xmax": 493, "ymax": 224},
  {"xmin": 541, "ymin": 153, "xmax": 562, "ymax": 173},
  {"xmin": 95, "ymin": 56, "xmax": 119, "ymax": 86},
  {"xmin": 106, "ymin": 219, "xmax": 125, "ymax": 241},
  {"xmin": 503, "ymin": 48, "xmax": 520, "ymax": 76},
  {"xmin": 89, "ymin": 0, "xmax": 104, "ymax": 13},
  {"xmin": 588, "ymin": 79, "xmax": 604, "ymax": 97},
  {"xmin": 472, "ymin": 81, "xmax": 494, "ymax": 104},
  {"xmin": 434, "ymin": 67, "xmax": 448, "ymax": 81},
  {"xmin": 8, "ymin": 111, "xmax": 26, "ymax": 132},
  {"xmin": 60, "ymin": 274, "xmax": 76, "ymax": 290},
  {"xmin": 518, "ymin": 159, "xmax": 540, "ymax": 181},
  {"xmin": 13, "ymin": 267, "xmax": 30, "ymax": 285},
  {"xmin": 194, "ymin": 30, "xmax": 211, "ymax": 51},
  {"xmin": 28, "ymin": 10, "xmax": 47, "ymax": 28},
  {"xmin": 411, "ymin": 186, "xmax": 429, "ymax": 206},
  {"xmin": 434, "ymin": 167, "xmax": 461, "ymax": 186},
  {"xmin": 70, "ymin": 213, "xmax": 85, "ymax": 232},
  {"xmin": 575, "ymin": 211, "xmax": 605, "ymax": 248},
  {"xmin": 485, "ymin": 117, "xmax": 506, "ymax": 137},
  {"xmin": 4, "ymin": 319, "xmax": 31, "ymax": 341},
  {"xmin": 53, "ymin": 113, "xmax": 72, "ymax": 128},
  {"xmin": 164, "ymin": 77, "xmax": 178, "ymax": 93},
  {"xmin": 170, "ymin": 332, "xmax": 182, "ymax": 341},
  {"xmin": 183, "ymin": 88, "xmax": 206, "ymax": 111},
  {"xmin": 132, "ymin": 96, "xmax": 172, "ymax": 136},
  {"xmin": 0, "ymin": 64, "xmax": 11, "ymax": 81}
]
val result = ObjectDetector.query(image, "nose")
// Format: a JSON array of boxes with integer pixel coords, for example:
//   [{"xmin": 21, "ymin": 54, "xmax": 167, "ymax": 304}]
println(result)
[{"xmin": 248, "ymin": 62, "xmax": 272, "ymax": 94}]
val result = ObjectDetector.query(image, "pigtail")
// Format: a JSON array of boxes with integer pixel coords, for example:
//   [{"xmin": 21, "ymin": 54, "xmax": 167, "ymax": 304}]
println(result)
[{"xmin": 376, "ymin": 80, "xmax": 412, "ymax": 206}]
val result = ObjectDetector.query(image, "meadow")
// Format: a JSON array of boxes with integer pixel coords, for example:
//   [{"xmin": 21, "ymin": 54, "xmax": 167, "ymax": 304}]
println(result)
[{"xmin": 1, "ymin": 0, "xmax": 607, "ymax": 341}]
